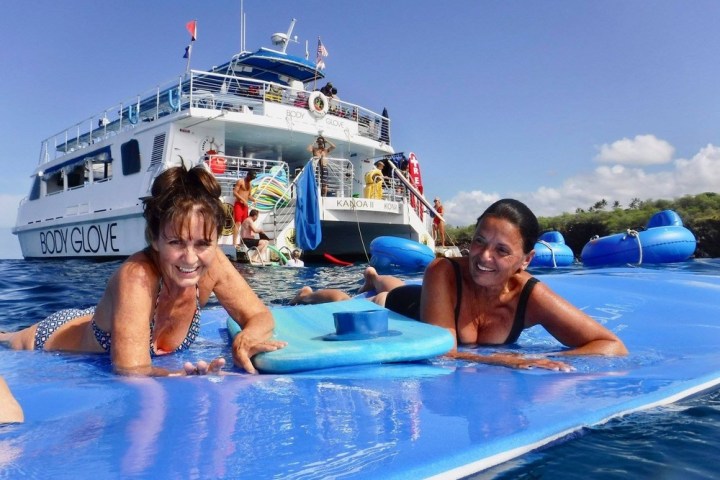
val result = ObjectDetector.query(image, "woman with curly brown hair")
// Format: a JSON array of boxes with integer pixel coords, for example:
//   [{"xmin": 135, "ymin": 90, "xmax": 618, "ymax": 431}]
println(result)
[{"xmin": 1, "ymin": 165, "xmax": 285, "ymax": 376}]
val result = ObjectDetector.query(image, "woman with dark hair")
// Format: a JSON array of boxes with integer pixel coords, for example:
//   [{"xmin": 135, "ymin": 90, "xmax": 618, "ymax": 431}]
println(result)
[
  {"xmin": 1, "ymin": 165, "xmax": 285, "ymax": 376},
  {"xmin": 291, "ymin": 199, "xmax": 627, "ymax": 370}
]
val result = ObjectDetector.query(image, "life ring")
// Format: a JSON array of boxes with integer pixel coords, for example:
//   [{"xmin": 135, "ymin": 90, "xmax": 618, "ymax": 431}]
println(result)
[
  {"xmin": 284, "ymin": 228, "xmax": 297, "ymax": 250},
  {"xmin": 221, "ymin": 203, "xmax": 234, "ymax": 237},
  {"xmin": 205, "ymin": 150, "xmax": 226, "ymax": 174},
  {"xmin": 127, "ymin": 104, "xmax": 139, "ymax": 124},
  {"xmin": 168, "ymin": 87, "xmax": 181, "ymax": 111},
  {"xmin": 308, "ymin": 92, "xmax": 329, "ymax": 118}
]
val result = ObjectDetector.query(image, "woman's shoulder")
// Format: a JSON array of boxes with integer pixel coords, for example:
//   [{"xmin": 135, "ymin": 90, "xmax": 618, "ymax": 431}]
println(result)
[
  {"xmin": 425, "ymin": 256, "xmax": 464, "ymax": 281},
  {"xmin": 114, "ymin": 250, "xmax": 158, "ymax": 284}
]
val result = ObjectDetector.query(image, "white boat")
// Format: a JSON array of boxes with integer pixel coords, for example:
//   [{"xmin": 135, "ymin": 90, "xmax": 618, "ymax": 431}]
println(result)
[{"xmin": 12, "ymin": 19, "xmax": 435, "ymax": 261}]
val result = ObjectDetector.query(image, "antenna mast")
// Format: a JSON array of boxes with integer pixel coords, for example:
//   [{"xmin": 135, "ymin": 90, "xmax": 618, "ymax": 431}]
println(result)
[{"xmin": 240, "ymin": 0, "xmax": 246, "ymax": 52}]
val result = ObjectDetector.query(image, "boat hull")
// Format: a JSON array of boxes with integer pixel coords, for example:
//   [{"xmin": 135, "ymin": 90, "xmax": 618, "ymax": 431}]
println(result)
[{"xmin": 14, "ymin": 211, "xmax": 146, "ymax": 259}]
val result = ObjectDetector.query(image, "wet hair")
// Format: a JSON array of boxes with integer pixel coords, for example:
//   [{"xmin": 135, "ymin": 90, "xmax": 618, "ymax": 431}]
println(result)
[
  {"xmin": 476, "ymin": 199, "xmax": 539, "ymax": 254},
  {"xmin": 249, "ymin": 209, "xmax": 259, "ymax": 217},
  {"xmin": 143, "ymin": 164, "xmax": 224, "ymax": 245}
]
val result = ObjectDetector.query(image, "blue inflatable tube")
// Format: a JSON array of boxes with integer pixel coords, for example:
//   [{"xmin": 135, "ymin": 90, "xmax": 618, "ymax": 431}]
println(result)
[
  {"xmin": 369, "ymin": 236, "xmax": 435, "ymax": 272},
  {"xmin": 530, "ymin": 231, "xmax": 574, "ymax": 268},
  {"xmin": 581, "ymin": 210, "xmax": 696, "ymax": 267}
]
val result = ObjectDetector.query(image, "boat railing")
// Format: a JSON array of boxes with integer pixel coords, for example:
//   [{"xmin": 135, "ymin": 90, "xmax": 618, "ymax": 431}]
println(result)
[
  {"xmin": 38, "ymin": 69, "xmax": 391, "ymax": 167},
  {"xmin": 365, "ymin": 152, "xmax": 438, "ymax": 227},
  {"xmin": 200, "ymin": 154, "xmax": 290, "ymax": 200},
  {"xmin": 319, "ymin": 157, "xmax": 355, "ymax": 199},
  {"xmin": 267, "ymin": 163, "xmax": 307, "ymax": 241}
]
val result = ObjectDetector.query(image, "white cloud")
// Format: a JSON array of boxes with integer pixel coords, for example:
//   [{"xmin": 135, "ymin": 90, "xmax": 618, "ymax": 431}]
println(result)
[
  {"xmin": 445, "ymin": 143, "xmax": 720, "ymax": 224},
  {"xmin": 444, "ymin": 190, "xmax": 500, "ymax": 227},
  {"xmin": 595, "ymin": 134, "xmax": 674, "ymax": 166}
]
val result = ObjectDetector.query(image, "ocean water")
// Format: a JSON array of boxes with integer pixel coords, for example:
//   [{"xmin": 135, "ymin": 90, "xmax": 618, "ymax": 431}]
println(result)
[{"xmin": 1, "ymin": 258, "xmax": 720, "ymax": 478}]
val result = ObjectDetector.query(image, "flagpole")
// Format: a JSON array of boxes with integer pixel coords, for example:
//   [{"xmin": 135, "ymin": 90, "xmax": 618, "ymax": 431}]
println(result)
[
  {"xmin": 313, "ymin": 37, "xmax": 328, "ymax": 91},
  {"xmin": 313, "ymin": 37, "xmax": 319, "ymax": 91},
  {"xmin": 185, "ymin": 44, "xmax": 192, "ymax": 74},
  {"xmin": 184, "ymin": 19, "xmax": 197, "ymax": 74}
]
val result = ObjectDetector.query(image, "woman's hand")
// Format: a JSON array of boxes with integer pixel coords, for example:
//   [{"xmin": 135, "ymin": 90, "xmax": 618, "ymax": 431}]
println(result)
[
  {"xmin": 449, "ymin": 351, "xmax": 574, "ymax": 372},
  {"xmin": 182, "ymin": 357, "xmax": 227, "ymax": 375},
  {"xmin": 489, "ymin": 352, "xmax": 574, "ymax": 372},
  {"xmin": 231, "ymin": 333, "xmax": 287, "ymax": 374}
]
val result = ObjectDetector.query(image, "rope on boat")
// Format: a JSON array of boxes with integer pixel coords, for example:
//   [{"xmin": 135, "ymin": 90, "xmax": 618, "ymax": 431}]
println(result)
[
  {"xmin": 351, "ymin": 199, "xmax": 371, "ymax": 263},
  {"xmin": 537, "ymin": 240, "xmax": 557, "ymax": 268},
  {"xmin": 625, "ymin": 229, "xmax": 643, "ymax": 265}
]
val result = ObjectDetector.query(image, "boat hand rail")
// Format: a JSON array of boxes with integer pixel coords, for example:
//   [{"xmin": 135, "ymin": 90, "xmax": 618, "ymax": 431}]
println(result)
[
  {"xmin": 316, "ymin": 157, "xmax": 354, "ymax": 199},
  {"xmin": 382, "ymin": 156, "xmax": 443, "ymax": 223},
  {"xmin": 268, "ymin": 160, "xmax": 311, "ymax": 240},
  {"xmin": 38, "ymin": 70, "xmax": 391, "ymax": 167},
  {"xmin": 202, "ymin": 154, "xmax": 292, "ymax": 243},
  {"xmin": 201, "ymin": 154, "xmax": 289, "ymax": 198}
]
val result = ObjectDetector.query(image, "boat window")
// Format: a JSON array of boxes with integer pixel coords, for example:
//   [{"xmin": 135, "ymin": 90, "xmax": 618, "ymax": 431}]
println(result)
[
  {"xmin": 121, "ymin": 139, "xmax": 141, "ymax": 175},
  {"xmin": 67, "ymin": 164, "xmax": 86, "ymax": 189},
  {"xmin": 44, "ymin": 171, "xmax": 64, "ymax": 195},
  {"xmin": 90, "ymin": 152, "xmax": 112, "ymax": 182}
]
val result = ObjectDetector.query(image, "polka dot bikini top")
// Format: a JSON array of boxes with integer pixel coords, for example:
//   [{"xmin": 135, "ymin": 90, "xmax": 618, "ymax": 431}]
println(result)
[{"xmin": 92, "ymin": 278, "xmax": 201, "ymax": 356}]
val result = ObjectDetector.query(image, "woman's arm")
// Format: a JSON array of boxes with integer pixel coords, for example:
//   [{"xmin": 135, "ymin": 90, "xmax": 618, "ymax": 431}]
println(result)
[
  {"xmin": 105, "ymin": 257, "xmax": 175, "ymax": 376},
  {"xmin": 208, "ymin": 249, "xmax": 286, "ymax": 373},
  {"xmin": 447, "ymin": 350, "xmax": 573, "ymax": 371},
  {"xmin": 526, "ymin": 282, "xmax": 628, "ymax": 356},
  {"xmin": 420, "ymin": 258, "xmax": 461, "ymax": 348}
]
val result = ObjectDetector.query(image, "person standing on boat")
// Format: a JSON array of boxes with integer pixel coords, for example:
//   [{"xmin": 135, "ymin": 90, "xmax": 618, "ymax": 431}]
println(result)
[
  {"xmin": 233, "ymin": 170, "xmax": 256, "ymax": 247},
  {"xmin": 363, "ymin": 160, "xmax": 385, "ymax": 199},
  {"xmin": 0, "ymin": 165, "xmax": 285, "ymax": 376},
  {"xmin": 432, "ymin": 197, "xmax": 447, "ymax": 247},
  {"xmin": 307, "ymin": 136, "xmax": 335, "ymax": 196},
  {"xmin": 290, "ymin": 199, "xmax": 627, "ymax": 370},
  {"xmin": 241, "ymin": 209, "xmax": 270, "ymax": 263}
]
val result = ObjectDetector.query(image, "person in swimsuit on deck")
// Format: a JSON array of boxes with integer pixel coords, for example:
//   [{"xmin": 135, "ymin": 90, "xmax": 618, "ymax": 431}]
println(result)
[
  {"xmin": 307, "ymin": 136, "xmax": 336, "ymax": 196},
  {"xmin": 290, "ymin": 198, "xmax": 628, "ymax": 370},
  {"xmin": 233, "ymin": 170, "xmax": 256, "ymax": 247},
  {"xmin": 0, "ymin": 165, "xmax": 286, "ymax": 376}
]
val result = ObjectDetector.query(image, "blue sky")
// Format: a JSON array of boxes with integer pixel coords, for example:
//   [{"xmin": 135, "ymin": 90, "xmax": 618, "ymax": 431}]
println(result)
[{"xmin": 2, "ymin": 0, "xmax": 720, "ymax": 258}]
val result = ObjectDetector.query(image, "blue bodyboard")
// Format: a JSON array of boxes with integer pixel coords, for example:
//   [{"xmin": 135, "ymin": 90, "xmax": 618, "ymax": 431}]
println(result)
[{"xmin": 226, "ymin": 298, "xmax": 455, "ymax": 373}]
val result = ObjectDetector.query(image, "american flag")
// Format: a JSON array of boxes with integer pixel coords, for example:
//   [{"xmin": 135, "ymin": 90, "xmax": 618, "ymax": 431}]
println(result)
[{"xmin": 316, "ymin": 38, "xmax": 328, "ymax": 70}]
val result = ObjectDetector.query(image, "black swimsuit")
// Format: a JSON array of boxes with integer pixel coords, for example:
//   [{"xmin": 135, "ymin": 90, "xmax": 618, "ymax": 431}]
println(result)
[{"xmin": 384, "ymin": 259, "xmax": 539, "ymax": 344}]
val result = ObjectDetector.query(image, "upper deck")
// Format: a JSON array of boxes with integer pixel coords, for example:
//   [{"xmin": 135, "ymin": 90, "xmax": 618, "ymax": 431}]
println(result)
[{"xmin": 36, "ymin": 47, "xmax": 391, "ymax": 170}]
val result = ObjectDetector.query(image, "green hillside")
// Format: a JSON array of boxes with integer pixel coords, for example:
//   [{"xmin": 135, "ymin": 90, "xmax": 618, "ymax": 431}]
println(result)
[{"xmin": 447, "ymin": 192, "xmax": 720, "ymax": 259}]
